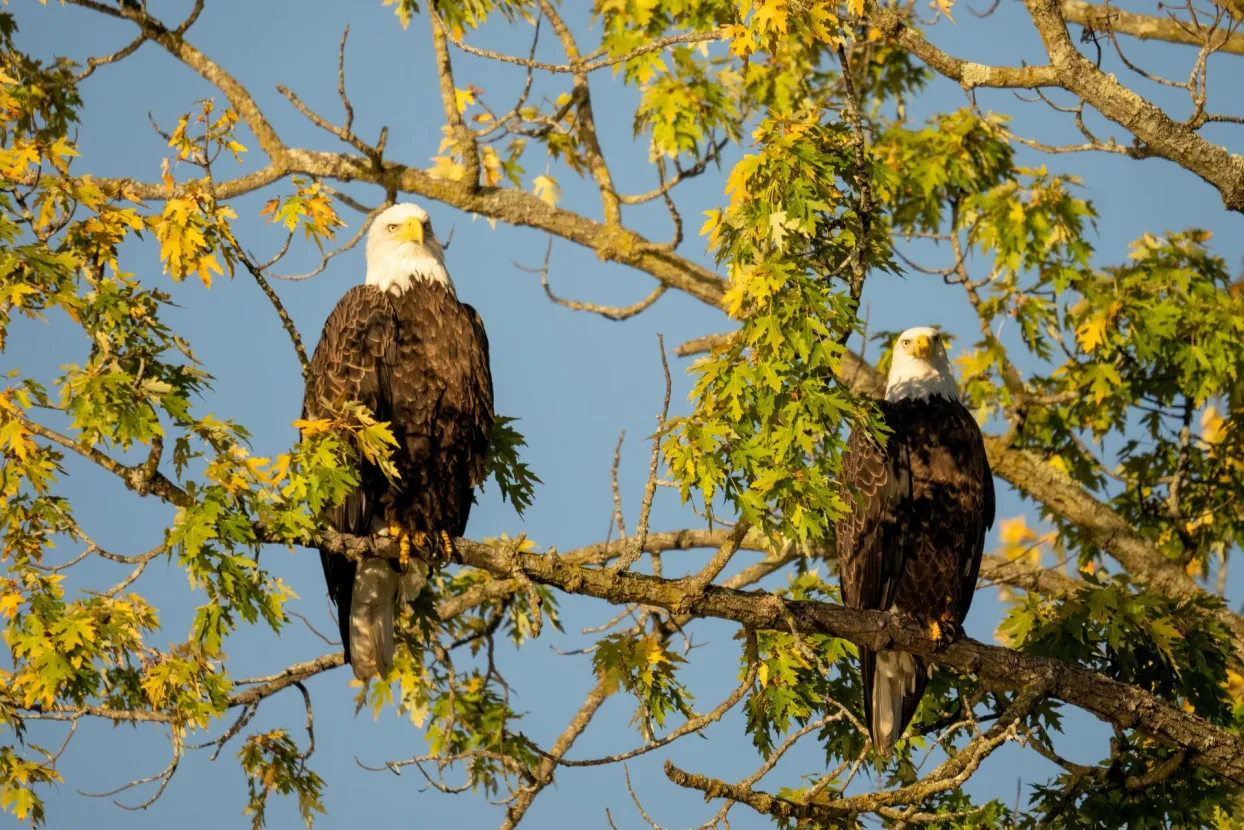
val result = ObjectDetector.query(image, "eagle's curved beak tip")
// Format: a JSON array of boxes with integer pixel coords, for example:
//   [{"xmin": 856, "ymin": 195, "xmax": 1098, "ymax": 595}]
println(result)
[{"xmin": 912, "ymin": 334, "xmax": 933, "ymax": 359}]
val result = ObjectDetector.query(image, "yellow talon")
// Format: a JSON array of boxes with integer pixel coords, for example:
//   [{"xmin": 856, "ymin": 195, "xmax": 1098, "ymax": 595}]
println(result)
[
  {"xmin": 927, "ymin": 620, "xmax": 942, "ymax": 643},
  {"xmin": 389, "ymin": 523, "xmax": 411, "ymax": 568},
  {"xmin": 440, "ymin": 530, "xmax": 454, "ymax": 559}
]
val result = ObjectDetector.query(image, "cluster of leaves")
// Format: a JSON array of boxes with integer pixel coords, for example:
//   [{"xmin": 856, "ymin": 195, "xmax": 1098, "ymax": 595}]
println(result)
[
  {"xmin": 423, "ymin": 665, "xmax": 542, "ymax": 796},
  {"xmin": 664, "ymin": 108, "xmax": 892, "ymax": 541},
  {"xmin": 739, "ymin": 572, "xmax": 858, "ymax": 758},
  {"xmin": 594, "ymin": 631, "xmax": 695, "ymax": 739},
  {"xmin": 1000, "ymin": 574, "xmax": 1241, "ymax": 825},
  {"xmin": 260, "ymin": 177, "xmax": 346, "ymax": 252},
  {"xmin": 238, "ymin": 729, "xmax": 325, "ymax": 830},
  {"xmin": 1001, "ymin": 573, "xmax": 1236, "ymax": 723},
  {"xmin": 352, "ymin": 559, "xmax": 555, "ymax": 797},
  {"xmin": 480, "ymin": 416, "xmax": 541, "ymax": 515}
]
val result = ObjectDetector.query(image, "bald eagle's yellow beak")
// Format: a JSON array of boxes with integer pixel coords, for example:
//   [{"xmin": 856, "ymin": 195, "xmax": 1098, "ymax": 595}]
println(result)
[
  {"xmin": 912, "ymin": 333, "xmax": 933, "ymax": 359},
  {"xmin": 395, "ymin": 217, "xmax": 425, "ymax": 245}
]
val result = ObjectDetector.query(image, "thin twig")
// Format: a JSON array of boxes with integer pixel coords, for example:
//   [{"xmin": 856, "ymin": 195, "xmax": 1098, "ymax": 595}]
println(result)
[{"xmin": 610, "ymin": 335, "xmax": 672, "ymax": 573}]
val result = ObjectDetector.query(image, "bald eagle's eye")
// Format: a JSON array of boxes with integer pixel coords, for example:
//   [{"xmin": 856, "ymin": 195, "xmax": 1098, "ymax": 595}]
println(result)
[
  {"xmin": 386, "ymin": 223, "xmax": 398, "ymax": 232},
  {"xmin": 901, "ymin": 338, "xmax": 911, "ymax": 347}
]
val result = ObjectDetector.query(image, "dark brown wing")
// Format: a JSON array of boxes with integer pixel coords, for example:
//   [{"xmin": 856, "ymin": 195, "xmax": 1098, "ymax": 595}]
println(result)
[
  {"xmin": 836, "ymin": 404, "xmax": 921, "ymax": 749},
  {"xmin": 461, "ymin": 302, "xmax": 494, "ymax": 490},
  {"xmin": 835, "ymin": 403, "xmax": 912, "ymax": 614},
  {"xmin": 945, "ymin": 403, "xmax": 994, "ymax": 622},
  {"xmin": 303, "ymin": 284, "xmax": 396, "ymax": 661}
]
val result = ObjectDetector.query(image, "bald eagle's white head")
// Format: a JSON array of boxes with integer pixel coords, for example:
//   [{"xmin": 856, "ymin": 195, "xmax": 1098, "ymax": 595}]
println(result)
[
  {"xmin": 884, "ymin": 326, "xmax": 960, "ymax": 402},
  {"xmin": 365, "ymin": 203, "xmax": 453, "ymax": 295}
]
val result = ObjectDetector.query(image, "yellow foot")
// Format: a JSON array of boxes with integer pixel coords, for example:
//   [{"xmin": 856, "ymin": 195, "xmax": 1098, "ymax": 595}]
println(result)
[
  {"xmin": 389, "ymin": 523, "xmax": 411, "ymax": 569},
  {"xmin": 440, "ymin": 530, "xmax": 456, "ymax": 562},
  {"xmin": 927, "ymin": 620, "xmax": 942, "ymax": 644}
]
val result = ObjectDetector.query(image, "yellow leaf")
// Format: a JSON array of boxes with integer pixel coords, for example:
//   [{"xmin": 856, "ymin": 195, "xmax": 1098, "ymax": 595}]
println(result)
[
  {"xmin": 1201, "ymin": 405, "xmax": 1226, "ymax": 445},
  {"xmin": 480, "ymin": 145, "xmax": 503, "ymax": 188},
  {"xmin": 1226, "ymin": 670, "xmax": 1244, "ymax": 703},
  {"xmin": 428, "ymin": 155, "xmax": 466, "ymax": 182},
  {"xmin": 0, "ymin": 592, "xmax": 21, "ymax": 620},
  {"xmin": 291, "ymin": 418, "xmax": 333, "ymax": 437},
  {"xmin": 7, "ymin": 284, "xmax": 38, "ymax": 308},
  {"xmin": 997, "ymin": 515, "xmax": 1050, "ymax": 566},
  {"xmin": 724, "ymin": 154, "xmax": 760, "ymax": 210},
  {"xmin": 757, "ymin": 662, "xmax": 769, "ymax": 687},
  {"xmin": 532, "ymin": 174, "xmax": 560, "ymax": 207},
  {"xmin": 382, "ymin": 0, "xmax": 414, "ymax": 29},
  {"xmin": 454, "ymin": 87, "xmax": 475, "ymax": 115},
  {"xmin": 196, "ymin": 252, "xmax": 222, "ymax": 288},
  {"xmin": 753, "ymin": 0, "xmax": 789, "ymax": 34},
  {"xmin": 160, "ymin": 158, "xmax": 174, "ymax": 195},
  {"xmin": 724, "ymin": 23, "xmax": 754, "ymax": 58},
  {"xmin": 1076, "ymin": 301, "xmax": 1121, "ymax": 353},
  {"xmin": 1076, "ymin": 316, "xmax": 1108, "ymax": 354},
  {"xmin": 955, "ymin": 349, "xmax": 994, "ymax": 380},
  {"xmin": 998, "ymin": 515, "xmax": 1036, "ymax": 546},
  {"xmin": 935, "ymin": 0, "xmax": 955, "ymax": 21}
]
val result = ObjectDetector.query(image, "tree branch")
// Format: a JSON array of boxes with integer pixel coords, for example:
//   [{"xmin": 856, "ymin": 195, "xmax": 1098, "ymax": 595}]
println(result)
[
  {"xmin": 448, "ymin": 540, "xmax": 1244, "ymax": 787},
  {"xmin": 1060, "ymin": 0, "xmax": 1244, "ymax": 57}
]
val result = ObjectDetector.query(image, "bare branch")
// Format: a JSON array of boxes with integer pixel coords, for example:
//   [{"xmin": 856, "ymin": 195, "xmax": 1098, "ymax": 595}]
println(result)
[
  {"xmin": 610, "ymin": 335, "xmax": 673, "ymax": 573},
  {"xmin": 517, "ymin": 238, "xmax": 667, "ymax": 321}
]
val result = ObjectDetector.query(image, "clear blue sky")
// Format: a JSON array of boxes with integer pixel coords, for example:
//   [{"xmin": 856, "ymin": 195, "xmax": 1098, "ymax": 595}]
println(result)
[{"xmin": 7, "ymin": 1, "xmax": 1242, "ymax": 827}]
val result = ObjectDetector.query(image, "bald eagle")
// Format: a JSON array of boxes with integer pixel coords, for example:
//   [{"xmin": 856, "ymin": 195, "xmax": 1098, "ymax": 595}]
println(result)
[
  {"xmin": 835, "ymin": 326, "xmax": 994, "ymax": 753},
  {"xmin": 303, "ymin": 203, "xmax": 494, "ymax": 681}
]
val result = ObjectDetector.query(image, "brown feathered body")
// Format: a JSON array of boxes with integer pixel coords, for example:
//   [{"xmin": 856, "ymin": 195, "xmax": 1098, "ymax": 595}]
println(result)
[
  {"xmin": 304, "ymin": 281, "xmax": 493, "ymax": 678},
  {"xmin": 835, "ymin": 395, "xmax": 994, "ymax": 752}
]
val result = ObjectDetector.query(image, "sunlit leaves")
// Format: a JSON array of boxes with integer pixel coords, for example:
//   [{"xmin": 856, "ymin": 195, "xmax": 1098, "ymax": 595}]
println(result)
[
  {"xmin": 665, "ymin": 114, "xmax": 889, "ymax": 541},
  {"xmin": 167, "ymin": 99, "xmax": 247, "ymax": 164},
  {"xmin": 1001, "ymin": 574, "xmax": 1235, "ymax": 720},
  {"xmin": 531, "ymin": 173, "xmax": 560, "ymax": 206},
  {"xmin": 148, "ymin": 185, "xmax": 238, "ymax": 287},
  {"xmin": 260, "ymin": 178, "xmax": 346, "ymax": 252},
  {"xmin": 633, "ymin": 45, "xmax": 740, "ymax": 159},
  {"xmin": 383, "ymin": 0, "xmax": 419, "ymax": 30},
  {"xmin": 238, "ymin": 730, "xmax": 325, "ymax": 830},
  {"xmin": 423, "ymin": 667, "xmax": 540, "ymax": 795},
  {"xmin": 0, "ymin": 747, "xmax": 59, "ymax": 827},
  {"xmin": 594, "ymin": 631, "xmax": 694, "ymax": 737}
]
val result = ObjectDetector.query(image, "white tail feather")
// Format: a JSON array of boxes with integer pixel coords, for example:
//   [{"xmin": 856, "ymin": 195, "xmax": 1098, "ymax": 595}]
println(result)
[
  {"xmin": 347, "ymin": 558, "xmax": 431, "ymax": 682},
  {"xmin": 348, "ymin": 559, "xmax": 399, "ymax": 682},
  {"xmin": 871, "ymin": 650, "xmax": 919, "ymax": 753}
]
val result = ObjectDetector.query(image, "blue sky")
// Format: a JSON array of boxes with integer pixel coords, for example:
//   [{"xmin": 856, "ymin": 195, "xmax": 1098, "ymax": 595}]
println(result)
[{"xmin": 6, "ymin": 0, "xmax": 1243, "ymax": 827}]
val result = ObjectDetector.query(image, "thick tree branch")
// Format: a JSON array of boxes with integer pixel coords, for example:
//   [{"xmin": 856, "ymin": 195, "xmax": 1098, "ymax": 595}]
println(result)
[
  {"xmin": 449, "ymin": 541, "xmax": 1244, "ymax": 788},
  {"xmin": 874, "ymin": 9, "xmax": 1061, "ymax": 88},
  {"xmin": 1060, "ymin": 0, "xmax": 1244, "ymax": 57}
]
